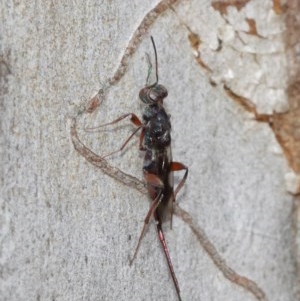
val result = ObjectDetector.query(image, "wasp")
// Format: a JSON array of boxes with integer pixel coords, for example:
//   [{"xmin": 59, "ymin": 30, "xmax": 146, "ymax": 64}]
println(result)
[{"xmin": 88, "ymin": 37, "xmax": 188, "ymax": 300}]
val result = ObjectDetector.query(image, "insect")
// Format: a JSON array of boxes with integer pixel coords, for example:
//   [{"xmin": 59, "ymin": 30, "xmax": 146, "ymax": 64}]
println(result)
[{"xmin": 87, "ymin": 36, "xmax": 188, "ymax": 300}]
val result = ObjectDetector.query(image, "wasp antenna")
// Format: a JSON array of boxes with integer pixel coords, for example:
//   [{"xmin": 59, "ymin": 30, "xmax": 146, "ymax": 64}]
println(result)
[{"xmin": 150, "ymin": 36, "xmax": 159, "ymax": 85}]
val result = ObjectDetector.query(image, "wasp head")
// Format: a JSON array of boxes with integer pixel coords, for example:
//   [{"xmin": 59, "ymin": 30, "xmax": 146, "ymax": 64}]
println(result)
[{"xmin": 139, "ymin": 84, "xmax": 168, "ymax": 104}]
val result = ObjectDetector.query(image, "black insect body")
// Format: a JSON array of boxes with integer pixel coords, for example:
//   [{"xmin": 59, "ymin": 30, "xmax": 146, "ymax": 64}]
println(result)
[
  {"xmin": 137, "ymin": 75, "xmax": 188, "ymax": 300},
  {"xmin": 140, "ymin": 86, "xmax": 174, "ymax": 222},
  {"xmin": 88, "ymin": 37, "xmax": 188, "ymax": 301}
]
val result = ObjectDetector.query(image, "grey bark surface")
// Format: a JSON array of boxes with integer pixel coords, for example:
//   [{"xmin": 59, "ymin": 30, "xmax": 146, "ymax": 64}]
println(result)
[{"xmin": 1, "ymin": 1, "xmax": 297, "ymax": 301}]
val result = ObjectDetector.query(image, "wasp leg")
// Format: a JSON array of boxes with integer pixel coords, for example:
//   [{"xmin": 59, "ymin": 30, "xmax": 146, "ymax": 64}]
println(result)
[
  {"xmin": 170, "ymin": 162, "xmax": 188, "ymax": 228},
  {"xmin": 101, "ymin": 125, "xmax": 143, "ymax": 159},
  {"xmin": 85, "ymin": 113, "xmax": 144, "ymax": 159},
  {"xmin": 154, "ymin": 211, "xmax": 182, "ymax": 301},
  {"xmin": 129, "ymin": 187, "xmax": 163, "ymax": 266},
  {"xmin": 85, "ymin": 113, "xmax": 142, "ymax": 131},
  {"xmin": 171, "ymin": 162, "xmax": 188, "ymax": 198}
]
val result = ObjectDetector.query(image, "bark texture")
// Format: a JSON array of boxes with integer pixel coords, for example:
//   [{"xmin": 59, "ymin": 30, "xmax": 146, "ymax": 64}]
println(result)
[{"xmin": 1, "ymin": 1, "xmax": 298, "ymax": 301}]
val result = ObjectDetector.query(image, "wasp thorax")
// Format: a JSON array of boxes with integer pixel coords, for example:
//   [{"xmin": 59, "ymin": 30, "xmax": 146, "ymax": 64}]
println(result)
[{"xmin": 139, "ymin": 84, "xmax": 168, "ymax": 104}]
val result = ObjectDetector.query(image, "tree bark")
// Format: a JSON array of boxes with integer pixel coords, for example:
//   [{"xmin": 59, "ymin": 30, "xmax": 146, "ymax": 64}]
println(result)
[{"xmin": 1, "ymin": 1, "xmax": 298, "ymax": 300}]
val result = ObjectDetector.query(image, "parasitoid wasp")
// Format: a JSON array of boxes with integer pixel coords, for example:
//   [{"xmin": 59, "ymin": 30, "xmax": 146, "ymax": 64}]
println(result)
[{"xmin": 87, "ymin": 36, "xmax": 188, "ymax": 300}]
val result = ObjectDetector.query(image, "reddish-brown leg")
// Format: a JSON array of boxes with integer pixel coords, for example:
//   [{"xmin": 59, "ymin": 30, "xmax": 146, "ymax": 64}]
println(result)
[
  {"xmin": 102, "ymin": 125, "xmax": 143, "ymax": 158},
  {"xmin": 129, "ymin": 187, "xmax": 162, "ymax": 266},
  {"xmin": 85, "ymin": 113, "xmax": 142, "ymax": 131},
  {"xmin": 130, "ymin": 173, "xmax": 164, "ymax": 265},
  {"xmin": 170, "ymin": 162, "xmax": 188, "ymax": 228},
  {"xmin": 130, "ymin": 171, "xmax": 182, "ymax": 300},
  {"xmin": 85, "ymin": 113, "xmax": 144, "ymax": 158},
  {"xmin": 154, "ymin": 211, "xmax": 182, "ymax": 301},
  {"xmin": 170, "ymin": 162, "xmax": 188, "ymax": 198}
]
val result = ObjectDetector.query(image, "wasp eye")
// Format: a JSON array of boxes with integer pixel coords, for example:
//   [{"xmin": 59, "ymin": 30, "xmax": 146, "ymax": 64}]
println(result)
[
  {"xmin": 149, "ymin": 90, "xmax": 158, "ymax": 101},
  {"xmin": 155, "ymin": 85, "xmax": 168, "ymax": 99}
]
